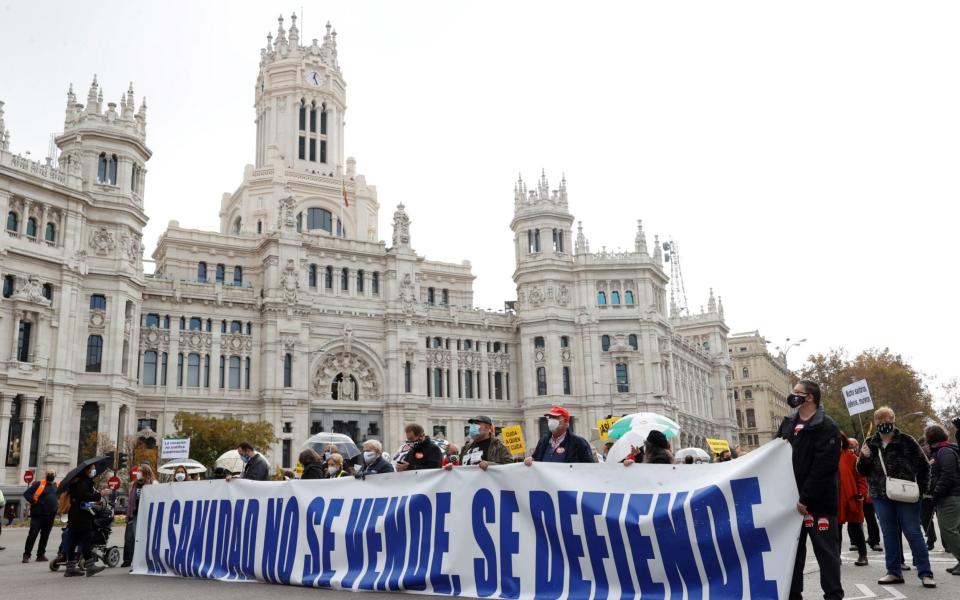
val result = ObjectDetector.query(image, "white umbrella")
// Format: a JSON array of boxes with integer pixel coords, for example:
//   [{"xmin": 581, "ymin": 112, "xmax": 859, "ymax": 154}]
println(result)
[
  {"xmin": 605, "ymin": 412, "xmax": 682, "ymax": 464},
  {"xmin": 301, "ymin": 432, "xmax": 360, "ymax": 460},
  {"xmin": 215, "ymin": 450, "xmax": 263, "ymax": 475},
  {"xmin": 157, "ymin": 458, "xmax": 206, "ymax": 475},
  {"xmin": 675, "ymin": 447, "xmax": 711, "ymax": 463}
]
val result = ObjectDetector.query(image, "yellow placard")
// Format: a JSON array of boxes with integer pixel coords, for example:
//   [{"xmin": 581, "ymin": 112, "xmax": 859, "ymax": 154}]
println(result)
[
  {"xmin": 597, "ymin": 417, "xmax": 619, "ymax": 441},
  {"xmin": 706, "ymin": 438, "xmax": 730, "ymax": 454},
  {"xmin": 295, "ymin": 462, "xmax": 304, "ymax": 475},
  {"xmin": 500, "ymin": 425, "xmax": 526, "ymax": 456}
]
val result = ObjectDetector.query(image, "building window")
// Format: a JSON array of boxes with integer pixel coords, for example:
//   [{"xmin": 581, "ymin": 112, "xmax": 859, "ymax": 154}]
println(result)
[
  {"xmin": 464, "ymin": 369, "xmax": 474, "ymax": 398},
  {"xmin": 176, "ymin": 353, "xmax": 184, "ymax": 386},
  {"xmin": 245, "ymin": 322, "xmax": 252, "ymax": 335},
  {"xmin": 204, "ymin": 354, "xmax": 210, "ymax": 387},
  {"xmin": 434, "ymin": 369, "xmax": 443, "ymax": 398},
  {"xmin": 733, "ymin": 389, "xmax": 739, "ymax": 400},
  {"xmin": 98, "ymin": 153, "xmax": 107, "ymax": 182},
  {"xmin": 427, "ymin": 287, "xmax": 435, "ymax": 305},
  {"xmin": 742, "ymin": 367, "xmax": 749, "ymax": 379},
  {"xmin": 563, "ymin": 366, "xmax": 571, "ymax": 395},
  {"xmin": 233, "ymin": 266, "xmax": 243, "ymax": 286},
  {"xmin": 85, "ymin": 335, "xmax": 103, "ymax": 372},
  {"xmin": 307, "ymin": 207, "xmax": 333, "ymax": 232},
  {"xmin": 372, "ymin": 272, "xmax": 380, "ymax": 295},
  {"xmin": 560, "ymin": 336, "xmax": 569, "ymax": 348},
  {"xmin": 597, "ymin": 291, "xmax": 607, "ymax": 305},
  {"xmin": 229, "ymin": 356, "xmax": 241, "ymax": 389},
  {"xmin": 309, "ymin": 264, "xmax": 317, "ymax": 288},
  {"xmin": 230, "ymin": 320, "xmax": 242, "ymax": 333},
  {"xmin": 601, "ymin": 335, "xmax": 610, "ymax": 352},
  {"xmin": 245, "ymin": 357, "xmax": 251, "ymax": 389},
  {"xmin": 219, "ymin": 356, "xmax": 226, "ymax": 388},
  {"xmin": 625, "ymin": 291, "xmax": 635, "ymax": 305},
  {"xmin": 746, "ymin": 409, "xmax": 756, "ymax": 428},
  {"xmin": 611, "ymin": 291, "xmax": 621, "ymax": 305},
  {"xmin": 615, "ymin": 363, "xmax": 629, "ymax": 393},
  {"xmin": 143, "ymin": 351, "xmax": 157, "ymax": 385},
  {"xmin": 552, "ymin": 228, "xmax": 565, "ymax": 253},
  {"xmin": 189, "ymin": 317, "xmax": 202, "ymax": 331},
  {"xmin": 42, "ymin": 283, "xmax": 53, "ymax": 301},
  {"xmin": 26, "ymin": 217, "xmax": 37, "ymax": 238},
  {"xmin": 216, "ymin": 264, "xmax": 225, "ymax": 283},
  {"xmin": 433, "ymin": 337, "xmax": 442, "ymax": 349},
  {"xmin": 325, "ymin": 266, "xmax": 333, "ymax": 289},
  {"xmin": 144, "ymin": 313, "xmax": 160, "ymax": 327},
  {"xmin": 161, "ymin": 352, "xmax": 168, "ymax": 385},
  {"xmin": 340, "ymin": 268, "xmax": 349, "ymax": 291},
  {"xmin": 163, "ymin": 315, "xmax": 170, "ymax": 329},
  {"xmin": 494, "ymin": 371, "xmax": 503, "ymax": 400},
  {"xmin": 628, "ymin": 334, "xmax": 638, "ymax": 351},
  {"xmin": 404, "ymin": 361, "xmax": 412, "ymax": 393},
  {"xmin": 16, "ymin": 321, "xmax": 32, "ymax": 362},
  {"xmin": 90, "ymin": 294, "xmax": 107, "ymax": 310},
  {"xmin": 283, "ymin": 353, "xmax": 293, "ymax": 387},
  {"xmin": 744, "ymin": 389, "xmax": 753, "ymax": 400},
  {"xmin": 197, "ymin": 261, "xmax": 207, "ymax": 282},
  {"xmin": 6, "ymin": 211, "xmax": 17, "ymax": 232},
  {"xmin": 536, "ymin": 367, "xmax": 547, "ymax": 396},
  {"xmin": 534, "ymin": 336, "xmax": 545, "ymax": 349},
  {"xmin": 736, "ymin": 409, "xmax": 742, "ymax": 428},
  {"xmin": 357, "ymin": 269, "xmax": 365, "ymax": 293},
  {"xmin": 256, "ymin": 220, "xmax": 262, "ymax": 234},
  {"xmin": 187, "ymin": 353, "xmax": 200, "ymax": 386},
  {"xmin": 441, "ymin": 289, "xmax": 449, "ymax": 306},
  {"xmin": 2, "ymin": 275, "xmax": 13, "ymax": 298}
]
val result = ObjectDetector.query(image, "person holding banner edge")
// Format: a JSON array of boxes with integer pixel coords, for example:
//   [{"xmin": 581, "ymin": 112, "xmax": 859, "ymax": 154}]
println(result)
[
  {"xmin": 857, "ymin": 406, "xmax": 935, "ymax": 588},
  {"xmin": 524, "ymin": 406, "xmax": 595, "ymax": 465},
  {"xmin": 445, "ymin": 415, "xmax": 513, "ymax": 471},
  {"xmin": 775, "ymin": 379, "xmax": 844, "ymax": 600}
]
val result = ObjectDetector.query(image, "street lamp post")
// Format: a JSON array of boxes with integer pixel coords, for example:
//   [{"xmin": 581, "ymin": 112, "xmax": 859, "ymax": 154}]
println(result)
[{"xmin": 767, "ymin": 337, "xmax": 807, "ymax": 369}]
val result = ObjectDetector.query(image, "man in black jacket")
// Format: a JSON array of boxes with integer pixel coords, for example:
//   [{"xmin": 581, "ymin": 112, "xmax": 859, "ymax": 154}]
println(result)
[
  {"xmin": 232, "ymin": 442, "xmax": 270, "ymax": 481},
  {"xmin": 395, "ymin": 424, "xmax": 442, "ymax": 471},
  {"xmin": 22, "ymin": 469, "xmax": 58, "ymax": 562},
  {"xmin": 525, "ymin": 406, "xmax": 595, "ymax": 465},
  {"xmin": 776, "ymin": 380, "xmax": 843, "ymax": 600}
]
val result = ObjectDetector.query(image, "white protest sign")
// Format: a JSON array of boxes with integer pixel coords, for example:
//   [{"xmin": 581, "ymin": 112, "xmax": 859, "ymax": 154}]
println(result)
[
  {"xmin": 842, "ymin": 379, "xmax": 874, "ymax": 416},
  {"xmin": 134, "ymin": 439, "xmax": 801, "ymax": 599},
  {"xmin": 161, "ymin": 437, "xmax": 190, "ymax": 459}
]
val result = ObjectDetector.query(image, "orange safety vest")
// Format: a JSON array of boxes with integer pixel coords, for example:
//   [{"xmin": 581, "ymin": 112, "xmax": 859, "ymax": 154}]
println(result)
[{"xmin": 33, "ymin": 479, "xmax": 47, "ymax": 503}]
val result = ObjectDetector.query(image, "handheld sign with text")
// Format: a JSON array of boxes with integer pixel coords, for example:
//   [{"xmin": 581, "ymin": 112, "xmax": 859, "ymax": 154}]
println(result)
[
  {"xmin": 842, "ymin": 379, "xmax": 874, "ymax": 416},
  {"xmin": 161, "ymin": 437, "xmax": 190, "ymax": 460},
  {"xmin": 706, "ymin": 438, "xmax": 731, "ymax": 455},
  {"xmin": 500, "ymin": 425, "xmax": 525, "ymax": 455},
  {"xmin": 596, "ymin": 417, "xmax": 619, "ymax": 441},
  {"xmin": 107, "ymin": 475, "xmax": 121, "ymax": 491},
  {"xmin": 23, "ymin": 470, "xmax": 34, "ymax": 485}
]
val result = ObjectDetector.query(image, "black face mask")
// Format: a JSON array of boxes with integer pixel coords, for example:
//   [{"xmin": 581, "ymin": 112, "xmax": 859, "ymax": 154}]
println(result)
[
  {"xmin": 787, "ymin": 393, "xmax": 807, "ymax": 408},
  {"xmin": 46, "ymin": 474, "xmax": 55, "ymax": 482},
  {"xmin": 877, "ymin": 422, "xmax": 895, "ymax": 435}
]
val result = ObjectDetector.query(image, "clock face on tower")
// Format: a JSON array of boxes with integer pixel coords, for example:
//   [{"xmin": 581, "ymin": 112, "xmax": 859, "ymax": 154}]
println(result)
[{"xmin": 304, "ymin": 70, "xmax": 325, "ymax": 87}]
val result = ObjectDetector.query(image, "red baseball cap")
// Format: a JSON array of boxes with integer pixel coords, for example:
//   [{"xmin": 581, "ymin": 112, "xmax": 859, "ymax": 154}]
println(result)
[{"xmin": 544, "ymin": 406, "xmax": 570, "ymax": 419}]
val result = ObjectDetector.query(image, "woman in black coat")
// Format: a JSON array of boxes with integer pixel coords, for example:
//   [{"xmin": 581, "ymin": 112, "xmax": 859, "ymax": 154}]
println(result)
[
  {"xmin": 299, "ymin": 449, "xmax": 326, "ymax": 480},
  {"xmin": 64, "ymin": 465, "xmax": 105, "ymax": 577}
]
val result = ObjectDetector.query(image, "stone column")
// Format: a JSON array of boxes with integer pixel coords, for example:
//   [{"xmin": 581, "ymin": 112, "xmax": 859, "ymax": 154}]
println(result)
[
  {"xmin": 19, "ymin": 199, "xmax": 30, "ymax": 235},
  {"xmin": 0, "ymin": 394, "xmax": 11, "ymax": 479},
  {"xmin": 19, "ymin": 396, "xmax": 36, "ymax": 474}
]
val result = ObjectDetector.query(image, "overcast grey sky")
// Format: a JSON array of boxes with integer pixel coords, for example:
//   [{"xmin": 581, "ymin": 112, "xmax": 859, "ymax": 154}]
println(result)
[{"xmin": 1, "ymin": 1, "xmax": 957, "ymax": 394}]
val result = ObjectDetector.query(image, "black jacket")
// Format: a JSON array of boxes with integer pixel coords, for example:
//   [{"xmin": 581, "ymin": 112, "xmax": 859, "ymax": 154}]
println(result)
[
  {"xmin": 775, "ymin": 403, "xmax": 841, "ymax": 516},
  {"xmin": 929, "ymin": 443, "xmax": 960, "ymax": 499},
  {"xmin": 531, "ymin": 431, "xmax": 596, "ymax": 464},
  {"xmin": 242, "ymin": 453, "xmax": 270, "ymax": 481},
  {"xmin": 67, "ymin": 475, "xmax": 101, "ymax": 535},
  {"xmin": 643, "ymin": 445, "xmax": 674, "ymax": 465},
  {"xmin": 401, "ymin": 438, "xmax": 442, "ymax": 470},
  {"xmin": 360, "ymin": 456, "xmax": 395, "ymax": 476},
  {"xmin": 857, "ymin": 429, "xmax": 930, "ymax": 500},
  {"xmin": 300, "ymin": 462, "xmax": 326, "ymax": 480},
  {"xmin": 23, "ymin": 479, "xmax": 58, "ymax": 517}
]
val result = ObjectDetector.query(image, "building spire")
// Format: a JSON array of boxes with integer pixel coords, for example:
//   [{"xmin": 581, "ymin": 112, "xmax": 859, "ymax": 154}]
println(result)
[
  {"xmin": 288, "ymin": 12, "xmax": 299, "ymax": 46},
  {"xmin": 707, "ymin": 288, "xmax": 717, "ymax": 313},
  {"xmin": 635, "ymin": 219, "xmax": 648, "ymax": 254},
  {"xmin": 653, "ymin": 234, "xmax": 662, "ymax": 264},
  {"xmin": 86, "ymin": 74, "xmax": 100, "ymax": 113},
  {"xmin": 0, "ymin": 100, "xmax": 7, "ymax": 151}
]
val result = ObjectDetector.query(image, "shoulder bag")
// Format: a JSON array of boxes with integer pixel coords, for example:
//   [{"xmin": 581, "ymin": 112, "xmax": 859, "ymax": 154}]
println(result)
[{"xmin": 878, "ymin": 444, "xmax": 920, "ymax": 503}]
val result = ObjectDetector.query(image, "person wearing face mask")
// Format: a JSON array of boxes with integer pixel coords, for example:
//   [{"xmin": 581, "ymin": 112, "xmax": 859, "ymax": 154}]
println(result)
[
  {"xmin": 838, "ymin": 434, "xmax": 869, "ymax": 566},
  {"xmin": 395, "ymin": 424, "xmax": 442, "ymax": 472},
  {"xmin": 525, "ymin": 406, "xmax": 595, "ymax": 465},
  {"xmin": 122, "ymin": 464, "xmax": 154, "ymax": 568},
  {"xmin": 442, "ymin": 443, "xmax": 461, "ymax": 467},
  {"xmin": 230, "ymin": 441, "xmax": 269, "ymax": 481},
  {"xmin": 446, "ymin": 416, "xmax": 512, "ymax": 471},
  {"xmin": 64, "ymin": 464, "xmax": 105, "ymax": 577},
  {"xmin": 359, "ymin": 440, "xmax": 394, "ymax": 476},
  {"xmin": 923, "ymin": 423, "xmax": 960, "ymax": 575},
  {"xmin": 857, "ymin": 406, "xmax": 935, "ymax": 588},
  {"xmin": 21, "ymin": 469, "xmax": 58, "ymax": 562},
  {"xmin": 172, "ymin": 465, "xmax": 189, "ymax": 482},
  {"xmin": 775, "ymin": 379, "xmax": 843, "ymax": 600},
  {"xmin": 326, "ymin": 453, "xmax": 350, "ymax": 478},
  {"xmin": 299, "ymin": 449, "xmax": 326, "ymax": 480}
]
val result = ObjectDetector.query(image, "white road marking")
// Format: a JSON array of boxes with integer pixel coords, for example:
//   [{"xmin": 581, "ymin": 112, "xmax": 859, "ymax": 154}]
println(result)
[{"xmin": 845, "ymin": 583, "xmax": 878, "ymax": 599}]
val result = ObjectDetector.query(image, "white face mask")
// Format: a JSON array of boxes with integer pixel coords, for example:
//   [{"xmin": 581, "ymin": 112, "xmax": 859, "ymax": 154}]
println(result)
[
  {"xmin": 89, "ymin": 467, "xmax": 97, "ymax": 478},
  {"xmin": 363, "ymin": 451, "xmax": 377, "ymax": 463},
  {"xmin": 327, "ymin": 466, "xmax": 339, "ymax": 476},
  {"xmin": 547, "ymin": 418, "xmax": 560, "ymax": 433},
  {"xmin": 135, "ymin": 472, "xmax": 142, "ymax": 480},
  {"xmin": 174, "ymin": 473, "xmax": 186, "ymax": 482}
]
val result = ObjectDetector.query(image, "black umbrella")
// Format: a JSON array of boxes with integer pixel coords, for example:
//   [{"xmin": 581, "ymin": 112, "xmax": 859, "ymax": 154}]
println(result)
[{"xmin": 57, "ymin": 454, "xmax": 114, "ymax": 495}]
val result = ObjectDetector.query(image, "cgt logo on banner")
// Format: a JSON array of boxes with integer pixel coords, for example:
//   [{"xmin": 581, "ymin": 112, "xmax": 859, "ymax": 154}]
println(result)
[{"xmin": 134, "ymin": 440, "xmax": 801, "ymax": 599}]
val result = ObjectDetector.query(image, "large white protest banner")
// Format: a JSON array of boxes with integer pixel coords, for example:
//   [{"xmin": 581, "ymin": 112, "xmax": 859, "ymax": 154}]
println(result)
[{"xmin": 134, "ymin": 439, "xmax": 801, "ymax": 599}]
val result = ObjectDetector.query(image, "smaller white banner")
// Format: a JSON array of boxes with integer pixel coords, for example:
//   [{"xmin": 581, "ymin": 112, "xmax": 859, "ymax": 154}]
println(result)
[
  {"xmin": 161, "ymin": 437, "xmax": 190, "ymax": 459},
  {"xmin": 842, "ymin": 379, "xmax": 874, "ymax": 416}
]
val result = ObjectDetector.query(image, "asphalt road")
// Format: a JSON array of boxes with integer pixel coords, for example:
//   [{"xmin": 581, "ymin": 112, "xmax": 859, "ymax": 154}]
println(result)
[{"xmin": 0, "ymin": 524, "xmax": 956, "ymax": 598}]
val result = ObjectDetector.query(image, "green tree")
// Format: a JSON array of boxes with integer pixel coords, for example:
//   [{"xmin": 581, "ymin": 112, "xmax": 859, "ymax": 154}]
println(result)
[
  {"xmin": 172, "ymin": 412, "xmax": 277, "ymax": 472},
  {"xmin": 798, "ymin": 348, "xmax": 936, "ymax": 440}
]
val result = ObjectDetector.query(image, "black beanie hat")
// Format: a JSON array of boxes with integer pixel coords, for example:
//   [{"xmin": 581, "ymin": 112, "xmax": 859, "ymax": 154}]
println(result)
[{"xmin": 646, "ymin": 430, "xmax": 670, "ymax": 450}]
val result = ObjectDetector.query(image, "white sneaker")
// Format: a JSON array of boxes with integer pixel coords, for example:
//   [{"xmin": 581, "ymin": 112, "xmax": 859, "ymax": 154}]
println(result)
[{"xmin": 921, "ymin": 575, "xmax": 937, "ymax": 588}]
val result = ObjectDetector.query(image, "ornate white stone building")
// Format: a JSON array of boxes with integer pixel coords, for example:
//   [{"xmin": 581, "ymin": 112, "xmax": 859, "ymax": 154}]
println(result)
[{"xmin": 0, "ymin": 15, "xmax": 738, "ymax": 487}]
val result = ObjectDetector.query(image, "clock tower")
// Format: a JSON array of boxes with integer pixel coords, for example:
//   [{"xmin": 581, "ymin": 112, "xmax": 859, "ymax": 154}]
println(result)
[{"xmin": 254, "ymin": 14, "xmax": 345, "ymax": 173}]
